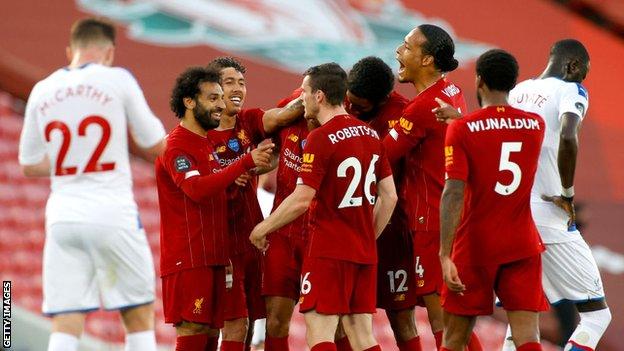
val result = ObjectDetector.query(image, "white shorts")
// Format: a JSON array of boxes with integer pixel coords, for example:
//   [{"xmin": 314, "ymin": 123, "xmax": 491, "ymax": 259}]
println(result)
[
  {"xmin": 42, "ymin": 222, "xmax": 155, "ymax": 315},
  {"xmin": 540, "ymin": 227, "xmax": 605, "ymax": 305}
]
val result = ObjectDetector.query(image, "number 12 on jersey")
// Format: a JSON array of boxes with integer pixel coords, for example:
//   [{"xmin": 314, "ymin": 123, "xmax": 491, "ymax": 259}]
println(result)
[{"xmin": 337, "ymin": 154, "xmax": 379, "ymax": 208}]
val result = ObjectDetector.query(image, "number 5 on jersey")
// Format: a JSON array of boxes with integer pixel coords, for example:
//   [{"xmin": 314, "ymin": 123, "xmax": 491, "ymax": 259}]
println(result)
[
  {"xmin": 45, "ymin": 116, "xmax": 116, "ymax": 176},
  {"xmin": 495, "ymin": 142, "xmax": 522, "ymax": 196}
]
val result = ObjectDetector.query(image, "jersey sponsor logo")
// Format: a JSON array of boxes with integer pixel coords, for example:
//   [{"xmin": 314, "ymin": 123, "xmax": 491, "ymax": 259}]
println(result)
[
  {"xmin": 387, "ymin": 119, "xmax": 399, "ymax": 129},
  {"xmin": 399, "ymin": 117, "xmax": 413, "ymax": 133},
  {"xmin": 575, "ymin": 102, "xmax": 586, "ymax": 116},
  {"xmin": 237, "ymin": 130, "xmax": 251, "ymax": 146},
  {"xmin": 394, "ymin": 293, "xmax": 406, "ymax": 302},
  {"xmin": 287, "ymin": 133, "xmax": 299, "ymax": 143},
  {"xmin": 496, "ymin": 106, "xmax": 505, "ymax": 113},
  {"xmin": 193, "ymin": 297, "xmax": 204, "ymax": 314},
  {"xmin": 302, "ymin": 153, "xmax": 315, "ymax": 163},
  {"xmin": 227, "ymin": 138, "xmax": 240, "ymax": 152},
  {"xmin": 174, "ymin": 156, "xmax": 192, "ymax": 172},
  {"xmin": 216, "ymin": 145, "xmax": 226, "ymax": 153},
  {"xmin": 466, "ymin": 117, "xmax": 541, "ymax": 132},
  {"xmin": 444, "ymin": 146, "xmax": 454, "ymax": 166}
]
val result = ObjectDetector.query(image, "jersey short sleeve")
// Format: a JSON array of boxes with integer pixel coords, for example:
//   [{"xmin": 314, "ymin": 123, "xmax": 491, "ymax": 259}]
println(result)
[
  {"xmin": 444, "ymin": 121, "xmax": 469, "ymax": 181},
  {"xmin": 116, "ymin": 68, "xmax": 166, "ymax": 148},
  {"xmin": 162, "ymin": 147, "xmax": 201, "ymax": 187},
  {"xmin": 18, "ymin": 84, "xmax": 47, "ymax": 165},
  {"xmin": 377, "ymin": 147, "xmax": 393, "ymax": 181},
  {"xmin": 558, "ymin": 82, "xmax": 589, "ymax": 120},
  {"xmin": 384, "ymin": 101, "xmax": 429, "ymax": 163},
  {"xmin": 297, "ymin": 129, "xmax": 331, "ymax": 191},
  {"xmin": 240, "ymin": 108, "xmax": 267, "ymax": 144}
]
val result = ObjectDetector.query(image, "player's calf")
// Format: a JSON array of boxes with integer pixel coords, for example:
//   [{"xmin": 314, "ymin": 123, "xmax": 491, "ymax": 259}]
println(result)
[
  {"xmin": 340, "ymin": 313, "xmax": 379, "ymax": 351},
  {"xmin": 304, "ymin": 310, "xmax": 340, "ymax": 348},
  {"xmin": 442, "ymin": 312, "xmax": 476, "ymax": 351},
  {"xmin": 567, "ymin": 304, "xmax": 611, "ymax": 351},
  {"xmin": 507, "ymin": 310, "xmax": 540, "ymax": 348},
  {"xmin": 266, "ymin": 296, "xmax": 296, "ymax": 338}
]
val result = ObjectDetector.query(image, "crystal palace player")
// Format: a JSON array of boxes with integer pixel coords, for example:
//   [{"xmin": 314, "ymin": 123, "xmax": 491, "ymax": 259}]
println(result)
[
  {"xmin": 156, "ymin": 67, "xmax": 273, "ymax": 351},
  {"xmin": 503, "ymin": 39, "xmax": 611, "ymax": 351},
  {"xmin": 346, "ymin": 56, "xmax": 421, "ymax": 351},
  {"xmin": 205, "ymin": 57, "xmax": 304, "ymax": 351},
  {"xmin": 250, "ymin": 63, "xmax": 397, "ymax": 351},
  {"xmin": 439, "ymin": 49, "xmax": 548, "ymax": 351},
  {"xmin": 18, "ymin": 18, "xmax": 165, "ymax": 351},
  {"xmin": 382, "ymin": 24, "xmax": 482, "ymax": 350}
]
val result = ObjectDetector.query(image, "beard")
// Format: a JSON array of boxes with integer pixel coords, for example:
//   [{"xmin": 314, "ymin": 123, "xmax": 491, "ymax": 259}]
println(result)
[{"xmin": 194, "ymin": 103, "xmax": 221, "ymax": 131}]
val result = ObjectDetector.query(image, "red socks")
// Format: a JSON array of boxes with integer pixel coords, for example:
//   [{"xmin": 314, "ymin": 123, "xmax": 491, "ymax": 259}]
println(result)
[
  {"xmin": 467, "ymin": 332, "xmax": 483, "ymax": 351},
  {"xmin": 220, "ymin": 340, "xmax": 245, "ymax": 351},
  {"xmin": 176, "ymin": 334, "xmax": 208, "ymax": 351},
  {"xmin": 265, "ymin": 335, "xmax": 290, "ymax": 351},
  {"xmin": 517, "ymin": 342, "xmax": 542, "ymax": 351},
  {"xmin": 398, "ymin": 336, "xmax": 423, "ymax": 351},
  {"xmin": 205, "ymin": 336, "xmax": 218, "ymax": 351},
  {"xmin": 434, "ymin": 331, "xmax": 443, "ymax": 349},
  {"xmin": 363, "ymin": 346, "xmax": 381, "ymax": 351},
  {"xmin": 335, "ymin": 336, "xmax": 353, "ymax": 351},
  {"xmin": 311, "ymin": 342, "xmax": 338, "ymax": 351}
]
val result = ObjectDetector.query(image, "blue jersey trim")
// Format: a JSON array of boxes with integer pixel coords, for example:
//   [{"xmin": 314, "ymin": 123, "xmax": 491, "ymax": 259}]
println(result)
[
  {"xmin": 103, "ymin": 300, "xmax": 154, "ymax": 312},
  {"xmin": 43, "ymin": 306, "xmax": 99, "ymax": 316},
  {"xmin": 575, "ymin": 83, "xmax": 588, "ymax": 99},
  {"xmin": 550, "ymin": 296, "xmax": 605, "ymax": 306}
]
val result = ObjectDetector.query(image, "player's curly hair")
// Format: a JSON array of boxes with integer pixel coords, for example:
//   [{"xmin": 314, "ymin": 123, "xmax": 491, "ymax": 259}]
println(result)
[
  {"xmin": 347, "ymin": 56, "xmax": 394, "ymax": 104},
  {"xmin": 170, "ymin": 66, "xmax": 221, "ymax": 118},
  {"xmin": 418, "ymin": 24, "xmax": 459, "ymax": 72},
  {"xmin": 476, "ymin": 49, "xmax": 519, "ymax": 92},
  {"xmin": 304, "ymin": 63, "xmax": 347, "ymax": 106},
  {"xmin": 207, "ymin": 56, "xmax": 247, "ymax": 74}
]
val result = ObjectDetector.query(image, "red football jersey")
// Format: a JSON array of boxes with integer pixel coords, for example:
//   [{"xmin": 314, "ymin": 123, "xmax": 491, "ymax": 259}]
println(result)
[
  {"xmin": 271, "ymin": 118, "xmax": 310, "ymax": 239},
  {"xmin": 383, "ymin": 78, "xmax": 467, "ymax": 232},
  {"xmin": 445, "ymin": 105, "xmax": 545, "ymax": 265},
  {"xmin": 207, "ymin": 108, "xmax": 267, "ymax": 255},
  {"xmin": 298, "ymin": 114, "xmax": 393, "ymax": 264},
  {"xmin": 156, "ymin": 125, "xmax": 228, "ymax": 275}
]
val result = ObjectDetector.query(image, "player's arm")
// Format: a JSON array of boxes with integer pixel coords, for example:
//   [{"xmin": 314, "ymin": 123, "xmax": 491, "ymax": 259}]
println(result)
[
  {"xmin": 261, "ymin": 97, "xmax": 304, "ymax": 134},
  {"xmin": 439, "ymin": 179, "xmax": 466, "ymax": 293},
  {"xmin": 176, "ymin": 143, "xmax": 273, "ymax": 203},
  {"xmin": 249, "ymin": 184, "xmax": 316, "ymax": 250},
  {"xmin": 21, "ymin": 157, "xmax": 51, "ymax": 177},
  {"xmin": 120, "ymin": 68, "xmax": 167, "ymax": 162},
  {"xmin": 19, "ymin": 87, "xmax": 51, "ymax": 177},
  {"xmin": 373, "ymin": 175, "xmax": 398, "ymax": 238}
]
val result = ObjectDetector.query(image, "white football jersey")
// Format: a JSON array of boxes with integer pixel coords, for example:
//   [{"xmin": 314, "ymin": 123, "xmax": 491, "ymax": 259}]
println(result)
[
  {"xmin": 19, "ymin": 63, "xmax": 165, "ymax": 229},
  {"xmin": 510, "ymin": 77, "xmax": 588, "ymax": 242}
]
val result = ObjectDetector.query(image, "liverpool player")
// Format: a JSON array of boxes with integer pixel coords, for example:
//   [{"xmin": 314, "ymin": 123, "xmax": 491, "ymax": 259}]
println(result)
[
  {"xmin": 155, "ymin": 67, "xmax": 273, "ymax": 350},
  {"xmin": 205, "ymin": 57, "xmax": 304, "ymax": 351},
  {"xmin": 250, "ymin": 63, "xmax": 397, "ymax": 351},
  {"xmin": 439, "ymin": 49, "xmax": 548, "ymax": 351},
  {"xmin": 347, "ymin": 56, "xmax": 421, "ymax": 351},
  {"xmin": 382, "ymin": 24, "xmax": 482, "ymax": 350}
]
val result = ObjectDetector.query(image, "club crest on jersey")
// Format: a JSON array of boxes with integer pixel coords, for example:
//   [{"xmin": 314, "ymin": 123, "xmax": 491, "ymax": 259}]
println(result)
[
  {"xmin": 237, "ymin": 130, "xmax": 251, "ymax": 146},
  {"xmin": 575, "ymin": 102, "xmax": 585, "ymax": 116},
  {"xmin": 227, "ymin": 138, "xmax": 240, "ymax": 152},
  {"xmin": 193, "ymin": 297, "xmax": 204, "ymax": 314},
  {"xmin": 174, "ymin": 156, "xmax": 191, "ymax": 172}
]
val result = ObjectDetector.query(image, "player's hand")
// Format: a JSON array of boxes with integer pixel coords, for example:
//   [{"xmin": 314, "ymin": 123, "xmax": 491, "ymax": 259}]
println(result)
[
  {"xmin": 440, "ymin": 256, "xmax": 465, "ymax": 294},
  {"xmin": 249, "ymin": 223, "xmax": 269, "ymax": 252},
  {"xmin": 432, "ymin": 98, "xmax": 462, "ymax": 124},
  {"xmin": 251, "ymin": 143, "xmax": 275, "ymax": 169},
  {"xmin": 541, "ymin": 194, "xmax": 576, "ymax": 228},
  {"xmin": 235, "ymin": 172, "xmax": 252, "ymax": 187}
]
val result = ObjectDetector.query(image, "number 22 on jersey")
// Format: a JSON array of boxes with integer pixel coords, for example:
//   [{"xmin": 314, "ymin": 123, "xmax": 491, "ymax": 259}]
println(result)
[{"xmin": 45, "ymin": 115, "xmax": 115, "ymax": 176}]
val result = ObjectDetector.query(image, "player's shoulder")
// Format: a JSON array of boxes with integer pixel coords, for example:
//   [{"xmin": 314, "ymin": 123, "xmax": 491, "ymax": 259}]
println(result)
[
  {"xmin": 557, "ymin": 79, "xmax": 589, "ymax": 101},
  {"xmin": 239, "ymin": 108, "xmax": 264, "ymax": 119},
  {"xmin": 388, "ymin": 91, "xmax": 409, "ymax": 106}
]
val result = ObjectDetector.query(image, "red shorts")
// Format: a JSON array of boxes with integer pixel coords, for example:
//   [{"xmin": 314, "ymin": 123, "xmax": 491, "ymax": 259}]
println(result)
[
  {"xmin": 441, "ymin": 254, "xmax": 550, "ymax": 316},
  {"xmin": 377, "ymin": 225, "xmax": 417, "ymax": 310},
  {"xmin": 162, "ymin": 266, "xmax": 225, "ymax": 328},
  {"xmin": 299, "ymin": 257, "xmax": 376, "ymax": 315},
  {"xmin": 413, "ymin": 230, "xmax": 443, "ymax": 297},
  {"xmin": 262, "ymin": 233, "xmax": 307, "ymax": 301},
  {"xmin": 223, "ymin": 250, "xmax": 267, "ymax": 321}
]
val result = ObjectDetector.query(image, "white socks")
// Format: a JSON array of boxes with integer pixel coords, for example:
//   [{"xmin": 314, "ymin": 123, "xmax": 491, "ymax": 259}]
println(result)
[
  {"xmin": 48, "ymin": 332, "xmax": 79, "ymax": 351},
  {"xmin": 501, "ymin": 325, "xmax": 516, "ymax": 351},
  {"xmin": 566, "ymin": 308, "xmax": 612, "ymax": 350},
  {"xmin": 125, "ymin": 330, "xmax": 157, "ymax": 351}
]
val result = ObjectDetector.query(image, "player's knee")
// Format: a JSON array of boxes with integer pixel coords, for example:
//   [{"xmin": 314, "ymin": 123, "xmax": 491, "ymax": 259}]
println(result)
[
  {"xmin": 387, "ymin": 309, "xmax": 418, "ymax": 341},
  {"xmin": 266, "ymin": 313, "xmax": 291, "ymax": 337},
  {"xmin": 51, "ymin": 313, "xmax": 86, "ymax": 337},
  {"xmin": 120, "ymin": 303, "xmax": 154, "ymax": 333},
  {"xmin": 176, "ymin": 321, "xmax": 211, "ymax": 336},
  {"xmin": 222, "ymin": 318, "xmax": 249, "ymax": 340}
]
